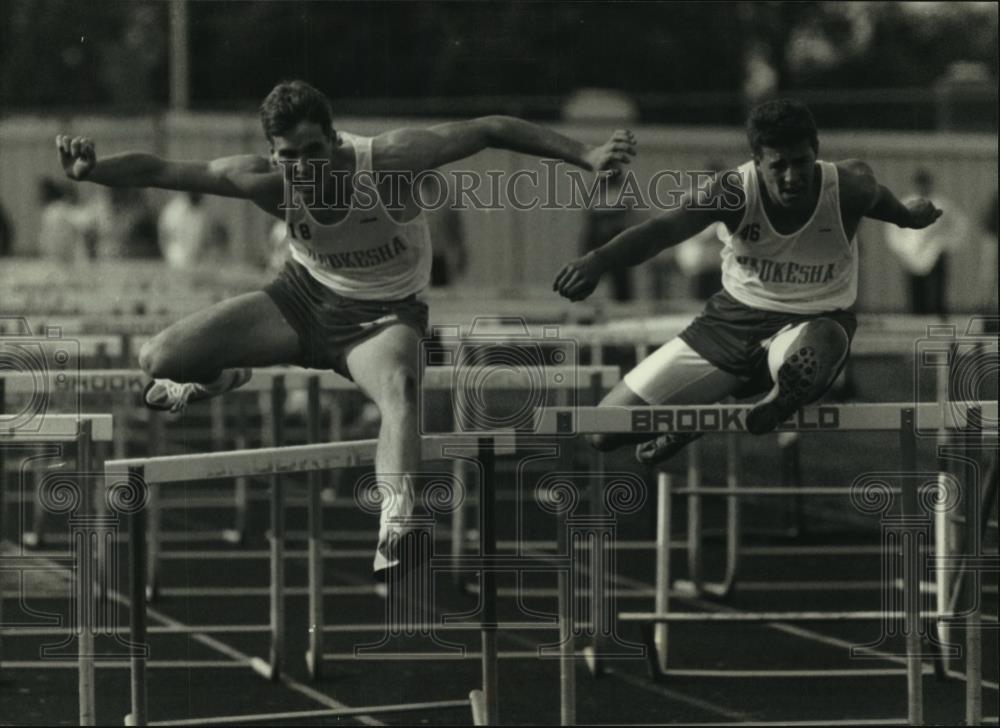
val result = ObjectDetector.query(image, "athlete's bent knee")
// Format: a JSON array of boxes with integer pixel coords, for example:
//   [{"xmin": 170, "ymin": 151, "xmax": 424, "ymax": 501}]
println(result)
[{"xmin": 803, "ymin": 318, "xmax": 848, "ymax": 357}]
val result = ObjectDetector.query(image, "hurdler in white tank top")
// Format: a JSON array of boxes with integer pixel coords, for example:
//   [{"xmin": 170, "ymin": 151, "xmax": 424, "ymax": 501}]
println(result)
[
  {"xmin": 284, "ymin": 132, "xmax": 433, "ymax": 301},
  {"xmin": 720, "ymin": 160, "xmax": 857, "ymax": 314}
]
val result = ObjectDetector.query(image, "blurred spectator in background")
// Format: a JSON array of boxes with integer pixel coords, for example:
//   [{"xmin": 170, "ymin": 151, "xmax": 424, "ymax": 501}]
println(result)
[
  {"xmin": 579, "ymin": 174, "xmax": 637, "ymax": 301},
  {"xmin": 158, "ymin": 191, "xmax": 230, "ymax": 269},
  {"xmin": 37, "ymin": 176, "xmax": 89, "ymax": 262},
  {"xmin": 885, "ymin": 168, "xmax": 969, "ymax": 315},
  {"xmin": 87, "ymin": 187, "xmax": 160, "ymax": 260},
  {"xmin": 0, "ymin": 198, "xmax": 13, "ymax": 256},
  {"xmin": 674, "ymin": 220, "xmax": 726, "ymax": 300},
  {"xmin": 672, "ymin": 161, "xmax": 727, "ymax": 300},
  {"xmin": 426, "ymin": 180, "xmax": 467, "ymax": 287}
]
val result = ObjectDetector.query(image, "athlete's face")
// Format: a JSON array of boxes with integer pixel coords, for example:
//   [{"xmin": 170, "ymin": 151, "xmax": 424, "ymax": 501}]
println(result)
[
  {"xmin": 755, "ymin": 141, "xmax": 817, "ymax": 211},
  {"xmin": 270, "ymin": 121, "xmax": 336, "ymax": 181}
]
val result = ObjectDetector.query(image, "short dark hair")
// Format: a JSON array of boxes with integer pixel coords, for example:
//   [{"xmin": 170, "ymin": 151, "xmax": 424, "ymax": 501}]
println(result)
[
  {"xmin": 259, "ymin": 80, "xmax": 335, "ymax": 142},
  {"xmin": 746, "ymin": 99, "xmax": 819, "ymax": 157}
]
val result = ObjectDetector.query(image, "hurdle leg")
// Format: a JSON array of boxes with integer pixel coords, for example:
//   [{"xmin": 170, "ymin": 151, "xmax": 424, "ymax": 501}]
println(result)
[
  {"xmin": 653, "ymin": 472, "xmax": 672, "ymax": 676},
  {"xmin": 224, "ymin": 395, "xmax": 250, "ymax": 545},
  {"xmin": 961, "ymin": 426, "xmax": 982, "ymax": 726},
  {"xmin": 934, "ymin": 469, "xmax": 955, "ymax": 672},
  {"xmin": 899, "ymin": 408, "xmax": 923, "ymax": 726},
  {"xmin": 450, "ymin": 457, "xmax": 468, "ymax": 590},
  {"xmin": 450, "ymin": 344, "xmax": 471, "ymax": 591},
  {"xmin": 584, "ymin": 443, "xmax": 608, "ymax": 677},
  {"xmin": 305, "ymin": 377, "xmax": 324, "ymax": 680},
  {"xmin": 127, "ymin": 466, "xmax": 148, "ymax": 727},
  {"xmin": 558, "ymin": 504, "xmax": 576, "ymax": 726},
  {"xmin": 677, "ymin": 440, "xmax": 703, "ymax": 595},
  {"xmin": 470, "ymin": 437, "xmax": 498, "ymax": 726},
  {"xmin": 28, "ymin": 460, "xmax": 54, "ymax": 548},
  {"xmin": 934, "ymin": 351, "xmax": 954, "ymax": 670},
  {"xmin": 145, "ymin": 413, "xmax": 164, "ymax": 602},
  {"xmin": 717, "ymin": 433, "xmax": 742, "ymax": 597},
  {"xmin": 261, "ymin": 377, "xmax": 286, "ymax": 681},
  {"xmin": 145, "ymin": 482, "xmax": 160, "ymax": 603},
  {"xmin": 556, "ymin": 395, "xmax": 581, "ymax": 719},
  {"xmin": 94, "ymin": 441, "xmax": 110, "ymax": 610},
  {"xmin": 321, "ymin": 396, "xmax": 343, "ymax": 505},
  {"xmin": 76, "ymin": 423, "xmax": 96, "ymax": 726},
  {"xmin": 779, "ymin": 432, "xmax": 805, "ymax": 538}
]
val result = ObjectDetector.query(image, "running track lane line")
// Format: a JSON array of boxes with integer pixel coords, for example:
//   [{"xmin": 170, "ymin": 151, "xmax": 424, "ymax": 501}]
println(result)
[
  {"xmin": 609, "ymin": 570, "xmax": 1000, "ymax": 692},
  {"xmin": 0, "ymin": 538, "xmax": 385, "ymax": 727}
]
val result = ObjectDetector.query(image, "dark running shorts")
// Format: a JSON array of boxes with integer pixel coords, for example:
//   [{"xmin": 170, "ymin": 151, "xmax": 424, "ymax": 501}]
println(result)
[
  {"xmin": 678, "ymin": 288, "xmax": 858, "ymax": 397},
  {"xmin": 263, "ymin": 259, "xmax": 429, "ymax": 378}
]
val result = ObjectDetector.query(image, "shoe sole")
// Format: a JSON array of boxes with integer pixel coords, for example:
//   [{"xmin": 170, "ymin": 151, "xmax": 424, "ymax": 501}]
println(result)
[{"xmin": 746, "ymin": 346, "xmax": 817, "ymax": 435}]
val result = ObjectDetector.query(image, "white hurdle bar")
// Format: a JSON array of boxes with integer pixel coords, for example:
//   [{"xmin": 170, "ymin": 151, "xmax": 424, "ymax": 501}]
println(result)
[
  {"xmin": 530, "ymin": 401, "xmax": 997, "ymax": 728},
  {"xmin": 105, "ymin": 432, "xmax": 524, "ymax": 727},
  {"xmin": 0, "ymin": 414, "xmax": 115, "ymax": 728},
  {"xmin": 533, "ymin": 401, "xmax": 997, "ymax": 435},
  {"xmin": 133, "ymin": 365, "xmax": 617, "ymax": 603}
]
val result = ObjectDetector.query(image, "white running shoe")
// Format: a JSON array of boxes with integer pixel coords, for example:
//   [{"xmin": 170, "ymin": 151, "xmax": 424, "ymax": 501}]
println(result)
[
  {"xmin": 143, "ymin": 368, "xmax": 252, "ymax": 413},
  {"xmin": 372, "ymin": 478, "xmax": 420, "ymax": 581}
]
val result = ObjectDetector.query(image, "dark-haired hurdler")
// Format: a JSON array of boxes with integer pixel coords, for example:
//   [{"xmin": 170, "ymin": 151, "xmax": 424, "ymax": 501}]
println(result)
[
  {"xmin": 553, "ymin": 99, "xmax": 943, "ymax": 464},
  {"xmin": 57, "ymin": 79, "xmax": 636, "ymax": 580}
]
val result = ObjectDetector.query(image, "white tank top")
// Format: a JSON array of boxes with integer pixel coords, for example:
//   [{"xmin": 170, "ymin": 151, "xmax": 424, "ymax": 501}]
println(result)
[
  {"xmin": 285, "ymin": 132, "xmax": 432, "ymax": 300},
  {"xmin": 720, "ymin": 160, "xmax": 857, "ymax": 313}
]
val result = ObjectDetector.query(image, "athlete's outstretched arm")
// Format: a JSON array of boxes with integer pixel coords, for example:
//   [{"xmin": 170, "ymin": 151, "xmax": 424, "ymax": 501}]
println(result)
[
  {"xmin": 839, "ymin": 159, "xmax": 942, "ymax": 229},
  {"xmin": 554, "ymin": 200, "xmax": 726, "ymax": 302},
  {"xmin": 56, "ymin": 135, "xmax": 284, "ymax": 216},
  {"xmin": 375, "ymin": 117, "xmax": 636, "ymax": 173},
  {"xmin": 554, "ymin": 173, "xmax": 743, "ymax": 302}
]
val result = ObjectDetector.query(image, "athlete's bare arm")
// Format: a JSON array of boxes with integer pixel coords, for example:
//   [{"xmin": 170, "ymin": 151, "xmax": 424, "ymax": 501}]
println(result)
[
  {"xmin": 554, "ymin": 173, "xmax": 744, "ymax": 302},
  {"xmin": 372, "ymin": 116, "xmax": 636, "ymax": 174},
  {"xmin": 56, "ymin": 135, "xmax": 285, "ymax": 219},
  {"xmin": 837, "ymin": 159, "xmax": 942, "ymax": 231}
]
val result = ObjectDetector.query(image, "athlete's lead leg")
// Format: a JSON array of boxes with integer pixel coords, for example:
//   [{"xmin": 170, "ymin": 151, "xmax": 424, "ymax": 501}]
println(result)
[
  {"xmin": 746, "ymin": 317, "xmax": 850, "ymax": 435},
  {"xmin": 590, "ymin": 337, "xmax": 743, "ymax": 466},
  {"xmin": 137, "ymin": 292, "xmax": 301, "ymax": 411}
]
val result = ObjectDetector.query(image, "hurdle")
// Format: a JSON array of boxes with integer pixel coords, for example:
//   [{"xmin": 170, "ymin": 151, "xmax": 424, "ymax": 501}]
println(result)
[
  {"xmin": 103, "ymin": 371, "xmax": 621, "ymax": 727},
  {"xmin": 477, "ymin": 316, "xmax": 994, "ymax": 602},
  {"xmin": 530, "ymin": 400, "xmax": 997, "ymax": 727},
  {"xmin": 104, "ymin": 432, "xmax": 524, "ymax": 727},
  {"xmin": 133, "ymin": 365, "xmax": 617, "ymax": 603},
  {"xmin": 3, "ymin": 364, "xmax": 617, "ymax": 569},
  {"xmin": 1, "ymin": 367, "xmax": 357, "ymax": 552},
  {"xmin": 0, "ymin": 414, "xmax": 115, "ymax": 727}
]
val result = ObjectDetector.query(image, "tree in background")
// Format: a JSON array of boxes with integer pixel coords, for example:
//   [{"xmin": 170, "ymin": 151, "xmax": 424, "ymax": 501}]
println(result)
[
  {"xmin": 0, "ymin": 0, "xmax": 166, "ymax": 109},
  {"xmin": 0, "ymin": 1, "xmax": 995, "ymax": 127}
]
